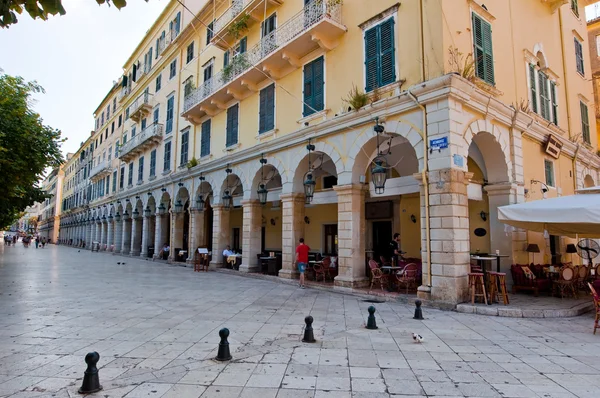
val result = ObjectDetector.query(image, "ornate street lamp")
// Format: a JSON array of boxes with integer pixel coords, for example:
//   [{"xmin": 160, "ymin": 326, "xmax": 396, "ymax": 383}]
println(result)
[
  {"xmin": 257, "ymin": 155, "xmax": 268, "ymax": 205},
  {"xmin": 174, "ymin": 199, "xmax": 183, "ymax": 212},
  {"xmin": 371, "ymin": 117, "xmax": 388, "ymax": 195},
  {"xmin": 123, "ymin": 210, "xmax": 129, "ymax": 220},
  {"xmin": 196, "ymin": 175, "xmax": 206, "ymax": 211},
  {"xmin": 158, "ymin": 203, "xmax": 166, "ymax": 215},
  {"xmin": 132, "ymin": 208, "xmax": 140, "ymax": 218},
  {"xmin": 114, "ymin": 212, "xmax": 121, "ymax": 222},
  {"xmin": 144, "ymin": 206, "xmax": 152, "ymax": 216},
  {"xmin": 108, "ymin": 214, "xmax": 114, "ymax": 222},
  {"xmin": 222, "ymin": 165, "xmax": 233, "ymax": 209},
  {"xmin": 304, "ymin": 142, "xmax": 317, "ymax": 204}
]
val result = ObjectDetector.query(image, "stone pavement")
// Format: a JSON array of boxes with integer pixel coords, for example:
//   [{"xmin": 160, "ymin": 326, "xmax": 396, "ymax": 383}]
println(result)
[{"xmin": 0, "ymin": 244, "xmax": 599, "ymax": 398}]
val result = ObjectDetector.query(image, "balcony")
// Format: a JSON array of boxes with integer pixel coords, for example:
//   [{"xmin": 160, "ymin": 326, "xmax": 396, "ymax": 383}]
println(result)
[
  {"xmin": 540, "ymin": 0, "xmax": 568, "ymax": 12},
  {"xmin": 212, "ymin": 0, "xmax": 284, "ymax": 50},
  {"xmin": 158, "ymin": 29, "xmax": 178, "ymax": 56},
  {"xmin": 89, "ymin": 160, "xmax": 111, "ymax": 181},
  {"xmin": 119, "ymin": 123, "xmax": 164, "ymax": 162},
  {"xmin": 127, "ymin": 92, "xmax": 152, "ymax": 122},
  {"xmin": 183, "ymin": 0, "xmax": 345, "ymax": 121},
  {"xmin": 118, "ymin": 86, "xmax": 130, "ymax": 103}
]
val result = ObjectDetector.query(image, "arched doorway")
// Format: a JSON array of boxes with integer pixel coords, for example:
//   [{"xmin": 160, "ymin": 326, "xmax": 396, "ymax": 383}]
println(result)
[
  {"xmin": 155, "ymin": 191, "xmax": 171, "ymax": 260},
  {"xmin": 143, "ymin": 196, "xmax": 157, "ymax": 258},
  {"xmin": 172, "ymin": 187, "xmax": 190, "ymax": 263},
  {"xmin": 122, "ymin": 201, "xmax": 133, "ymax": 255},
  {"xmin": 191, "ymin": 180, "xmax": 214, "ymax": 257},
  {"xmin": 215, "ymin": 172, "xmax": 244, "ymax": 269},
  {"xmin": 584, "ymin": 174, "xmax": 596, "ymax": 188},
  {"xmin": 131, "ymin": 198, "xmax": 144, "ymax": 256}
]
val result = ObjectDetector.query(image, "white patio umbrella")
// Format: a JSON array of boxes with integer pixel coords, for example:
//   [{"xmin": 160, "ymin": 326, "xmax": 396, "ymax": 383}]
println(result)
[{"xmin": 498, "ymin": 193, "xmax": 600, "ymax": 238}]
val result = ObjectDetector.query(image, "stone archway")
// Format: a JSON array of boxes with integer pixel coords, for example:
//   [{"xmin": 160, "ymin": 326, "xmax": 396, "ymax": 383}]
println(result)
[
  {"xmin": 154, "ymin": 191, "xmax": 172, "ymax": 260},
  {"xmin": 584, "ymin": 174, "xmax": 596, "ymax": 188},
  {"xmin": 171, "ymin": 187, "xmax": 190, "ymax": 263}
]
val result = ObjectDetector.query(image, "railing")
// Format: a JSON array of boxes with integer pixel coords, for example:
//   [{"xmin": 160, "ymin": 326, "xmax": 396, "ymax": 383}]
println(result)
[
  {"xmin": 118, "ymin": 86, "xmax": 130, "ymax": 102},
  {"xmin": 184, "ymin": 0, "xmax": 341, "ymax": 114},
  {"xmin": 119, "ymin": 123, "xmax": 164, "ymax": 158},
  {"xmin": 213, "ymin": 0, "xmax": 251, "ymax": 35},
  {"xmin": 89, "ymin": 160, "xmax": 110, "ymax": 179},
  {"xmin": 127, "ymin": 91, "xmax": 150, "ymax": 117},
  {"xmin": 158, "ymin": 29, "xmax": 178, "ymax": 55}
]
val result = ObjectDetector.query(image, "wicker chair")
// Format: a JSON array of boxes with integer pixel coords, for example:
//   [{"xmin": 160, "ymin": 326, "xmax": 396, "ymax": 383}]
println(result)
[
  {"xmin": 588, "ymin": 283, "xmax": 600, "ymax": 335},
  {"xmin": 553, "ymin": 266, "xmax": 577, "ymax": 299},
  {"xmin": 396, "ymin": 263, "xmax": 418, "ymax": 294},
  {"xmin": 369, "ymin": 260, "xmax": 388, "ymax": 292}
]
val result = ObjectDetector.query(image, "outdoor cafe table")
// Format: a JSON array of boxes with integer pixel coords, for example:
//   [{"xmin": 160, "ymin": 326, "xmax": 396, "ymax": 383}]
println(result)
[
  {"xmin": 489, "ymin": 254, "xmax": 509, "ymax": 272},
  {"xmin": 381, "ymin": 266, "xmax": 404, "ymax": 291},
  {"xmin": 471, "ymin": 256, "xmax": 495, "ymax": 305}
]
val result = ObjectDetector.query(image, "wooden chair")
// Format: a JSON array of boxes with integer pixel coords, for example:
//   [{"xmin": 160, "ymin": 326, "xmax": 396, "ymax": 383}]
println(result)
[
  {"xmin": 369, "ymin": 260, "xmax": 388, "ymax": 292},
  {"xmin": 587, "ymin": 283, "xmax": 600, "ymax": 335},
  {"xmin": 553, "ymin": 266, "xmax": 577, "ymax": 299},
  {"xmin": 321, "ymin": 257, "xmax": 332, "ymax": 281},
  {"xmin": 314, "ymin": 262, "xmax": 327, "ymax": 282},
  {"xmin": 469, "ymin": 273, "xmax": 487, "ymax": 305},
  {"xmin": 577, "ymin": 265, "xmax": 589, "ymax": 291},
  {"xmin": 396, "ymin": 263, "xmax": 418, "ymax": 294}
]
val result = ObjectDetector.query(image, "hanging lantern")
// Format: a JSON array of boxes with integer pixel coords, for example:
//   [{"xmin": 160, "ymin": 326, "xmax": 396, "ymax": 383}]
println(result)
[
  {"xmin": 107, "ymin": 214, "xmax": 114, "ymax": 222},
  {"xmin": 132, "ymin": 209, "xmax": 140, "ymax": 218},
  {"xmin": 158, "ymin": 203, "xmax": 166, "ymax": 215},
  {"xmin": 114, "ymin": 212, "xmax": 121, "ymax": 222},
  {"xmin": 174, "ymin": 199, "xmax": 183, "ymax": 212},
  {"xmin": 144, "ymin": 206, "xmax": 151, "ymax": 216},
  {"xmin": 123, "ymin": 210, "xmax": 129, "ymax": 220},
  {"xmin": 222, "ymin": 190, "xmax": 233, "ymax": 209},
  {"xmin": 196, "ymin": 195, "xmax": 205, "ymax": 211},
  {"xmin": 257, "ymin": 156, "xmax": 268, "ymax": 205},
  {"xmin": 371, "ymin": 159, "xmax": 387, "ymax": 195},
  {"xmin": 304, "ymin": 172, "xmax": 316, "ymax": 203}
]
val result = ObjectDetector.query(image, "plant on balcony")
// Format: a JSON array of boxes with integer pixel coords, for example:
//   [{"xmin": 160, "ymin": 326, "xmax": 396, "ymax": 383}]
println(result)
[
  {"xmin": 327, "ymin": 0, "xmax": 343, "ymax": 6},
  {"xmin": 221, "ymin": 55, "xmax": 251, "ymax": 83},
  {"xmin": 447, "ymin": 46, "xmax": 475, "ymax": 81},
  {"xmin": 186, "ymin": 157, "xmax": 199, "ymax": 170},
  {"xmin": 228, "ymin": 13, "xmax": 250, "ymax": 41},
  {"xmin": 343, "ymin": 84, "xmax": 369, "ymax": 111}
]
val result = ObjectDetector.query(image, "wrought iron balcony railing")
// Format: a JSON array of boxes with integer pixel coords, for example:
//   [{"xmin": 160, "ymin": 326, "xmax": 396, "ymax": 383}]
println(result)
[{"xmin": 119, "ymin": 123, "xmax": 164, "ymax": 162}]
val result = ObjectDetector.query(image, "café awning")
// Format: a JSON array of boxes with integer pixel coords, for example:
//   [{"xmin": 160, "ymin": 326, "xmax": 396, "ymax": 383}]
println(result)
[{"xmin": 498, "ymin": 193, "xmax": 600, "ymax": 238}]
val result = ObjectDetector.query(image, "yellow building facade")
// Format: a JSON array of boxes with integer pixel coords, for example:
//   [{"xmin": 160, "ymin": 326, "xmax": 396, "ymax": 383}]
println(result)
[{"xmin": 59, "ymin": 0, "xmax": 600, "ymax": 304}]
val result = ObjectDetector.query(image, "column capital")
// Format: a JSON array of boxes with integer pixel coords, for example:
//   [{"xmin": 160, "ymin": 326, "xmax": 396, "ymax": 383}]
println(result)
[
  {"xmin": 241, "ymin": 199, "xmax": 261, "ymax": 207},
  {"xmin": 279, "ymin": 193, "xmax": 305, "ymax": 202},
  {"xmin": 212, "ymin": 204, "xmax": 226, "ymax": 210},
  {"xmin": 484, "ymin": 182, "xmax": 518, "ymax": 196},
  {"xmin": 333, "ymin": 184, "xmax": 367, "ymax": 194}
]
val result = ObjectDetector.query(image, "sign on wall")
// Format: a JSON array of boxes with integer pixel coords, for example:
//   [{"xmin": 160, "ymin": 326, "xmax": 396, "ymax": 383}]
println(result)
[
  {"xmin": 430, "ymin": 137, "xmax": 449, "ymax": 152},
  {"xmin": 545, "ymin": 135, "xmax": 563, "ymax": 159}
]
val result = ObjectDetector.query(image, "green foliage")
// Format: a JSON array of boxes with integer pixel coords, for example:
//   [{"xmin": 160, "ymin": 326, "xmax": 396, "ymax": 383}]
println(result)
[
  {"xmin": 0, "ymin": 0, "xmax": 143, "ymax": 28},
  {"xmin": 447, "ymin": 46, "xmax": 475, "ymax": 81},
  {"xmin": 222, "ymin": 55, "xmax": 251, "ymax": 82},
  {"xmin": 0, "ymin": 70, "xmax": 64, "ymax": 229},
  {"xmin": 343, "ymin": 84, "xmax": 369, "ymax": 111},
  {"xmin": 186, "ymin": 157, "xmax": 199, "ymax": 169},
  {"xmin": 227, "ymin": 13, "xmax": 250, "ymax": 40}
]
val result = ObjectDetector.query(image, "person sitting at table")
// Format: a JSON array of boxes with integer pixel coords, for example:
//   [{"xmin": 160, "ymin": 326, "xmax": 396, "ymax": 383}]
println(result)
[
  {"xmin": 158, "ymin": 243, "xmax": 170, "ymax": 260},
  {"xmin": 223, "ymin": 245, "xmax": 234, "ymax": 257}
]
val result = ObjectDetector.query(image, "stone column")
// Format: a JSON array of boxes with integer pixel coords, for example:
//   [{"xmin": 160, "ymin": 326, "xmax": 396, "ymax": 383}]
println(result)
[
  {"xmin": 141, "ymin": 214, "xmax": 150, "ymax": 258},
  {"xmin": 153, "ymin": 213, "xmax": 163, "ymax": 259},
  {"xmin": 94, "ymin": 220, "xmax": 100, "ymax": 244},
  {"xmin": 210, "ymin": 205, "xmax": 230, "ymax": 268},
  {"xmin": 415, "ymin": 169, "xmax": 471, "ymax": 304},
  {"xmin": 86, "ymin": 221, "xmax": 93, "ymax": 249},
  {"xmin": 106, "ymin": 218, "xmax": 114, "ymax": 252},
  {"xmin": 100, "ymin": 219, "xmax": 106, "ymax": 250},
  {"xmin": 169, "ymin": 211, "xmax": 183, "ymax": 262},
  {"xmin": 333, "ymin": 184, "xmax": 368, "ymax": 289},
  {"xmin": 121, "ymin": 216, "xmax": 131, "ymax": 255},
  {"xmin": 130, "ymin": 215, "xmax": 141, "ymax": 256},
  {"xmin": 279, "ymin": 193, "xmax": 305, "ymax": 279},
  {"xmin": 187, "ymin": 209, "xmax": 198, "ymax": 263},
  {"xmin": 113, "ymin": 217, "xmax": 123, "ymax": 254},
  {"xmin": 240, "ymin": 200, "xmax": 262, "ymax": 273}
]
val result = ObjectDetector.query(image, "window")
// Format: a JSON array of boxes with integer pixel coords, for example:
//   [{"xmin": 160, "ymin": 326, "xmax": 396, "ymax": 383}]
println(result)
[
  {"xmin": 115, "ymin": 141, "xmax": 119, "ymax": 157},
  {"xmin": 571, "ymin": 0, "xmax": 579, "ymax": 17},
  {"xmin": 184, "ymin": 79, "xmax": 194, "ymax": 97},
  {"xmin": 528, "ymin": 64, "xmax": 558, "ymax": 125},
  {"xmin": 323, "ymin": 224, "xmax": 338, "ymax": 255},
  {"xmin": 303, "ymin": 56, "xmax": 324, "ymax": 117},
  {"xmin": 113, "ymin": 98, "xmax": 117, "ymax": 113},
  {"xmin": 580, "ymin": 101, "xmax": 590, "ymax": 144},
  {"xmin": 155, "ymin": 74, "xmax": 161, "ymax": 92},
  {"xmin": 544, "ymin": 160, "xmax": 555, "ymax": 187},
  {"xmin": 106, "ymin": 106, "xmax": 110, "ymax": 120},
  {"xmin": 538, "ymin": 72, "xmax": 550, "ymax": 121},
  {"xmin": 169, "ymin": 59, "xmax": 177, "ymax": 79},
  {"xmin": 111, "ymin": 122, "xmax": 115, "ymax": 134},
  {"xmin": 203, "ymin": 62, "xmax": 213, "ymax": 82},
  {"xmin": 472, "ymin": 13, "xmax": 494, "ymax": 85},
  {"xmin": 141, "ymin": 118, "xmax": 147, "ymax": 131},
  {"xmin": 125, "ymin": 107, "xmax": 129, "ymax": 120},
  {"xmin": 323, "ymin": 175, "xmax": 338, "ymax": 189},
  {"xmin": 171, "ymin": 11, "xmax": 181, "ymax": 36},
  {"xmin": 201, "ymin": 119, "xmax": 211, "ymax": 157},
  {"xmin": 206, "ymin": 20, "xmax": 214, "ymax": 44},
  {"xmin": 108, "ymin": 146, "xmax": 112, "ymax": 161},
  {"xmin": 364, "ymin": 18, "xmax": 396, "ymax": 92},
  {"xmin": 120, "ymin": 167, "xmax": 125, "ymax": 189},
  {"xmin": 550, "ymin": 82, "xmax": 558, "ymax": 125},
  {"xmin": 262, "ymin": 13, "xmax": 276, "ymax": 37},
  {"xmin": 180, "ymin": 129, "xmax": 189, "ymax": 165},
  {"xmin": 138, "ymin": 156, "xmax": 144, "ymax": 182},
  {"xmin": 163, "ymin": 141, "xmax": 172, "ymax": 171},
  {"xmin": 186, "ymin": 42, "xmax": 194, "ymax": 63},
  {"xmin": 131, "ymin": 126, "xmax": 136, "ymax": 138},
  {"xmin": 166, "ymin": 96, "xmax": 174, "ymax": 133},
  {"xmin": 226, "ymin": 104, "xmax": 239, "ymax": 147},
  {"xmin": 259, "ymin": 84, "xmax": 275, "ymax": 133},
  {"xmin": 128, "ymin": 163, "xmax": 133, "ymax": 186},
  {"xmin": 105, "ymin": 175, "xmax": 110, "ymax": 195},
  {"xmin": 224, "ymin": 37, "xmax": 247, "ymax": 67},
  {"xmin": 112, "ymin": 171, "xmax": 117, "ymax": 192},
  {"xmin": 153, "ymin": 107, "xmax": 160, "ymax": 124},
  {"xmin": 118, "ymin": 114, "xmax": 122, "ymax": 127},
  {"xmin": 101, "ymin": 112, "xmax": 104, "ymax": 126},
  {"xmin": 574, "ymin": 37, "xmax": 584, "ymax": 76},
  {"xmin": 100, "ymin": 134, "xmax": 103, "ymax": 144},
  {"xmin": 150, "ymin": 149, "xmax": 156, "ymax": 177}
]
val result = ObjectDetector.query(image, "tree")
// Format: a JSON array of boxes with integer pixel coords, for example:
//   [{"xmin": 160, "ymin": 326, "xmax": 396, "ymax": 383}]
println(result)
[
  {"xmin": 0, "ymin": 0, "xmax": 148, "ymax": 28},
  {"xmin": 0, "ymin": 70, "xmax": 64, "ymax": 229}
]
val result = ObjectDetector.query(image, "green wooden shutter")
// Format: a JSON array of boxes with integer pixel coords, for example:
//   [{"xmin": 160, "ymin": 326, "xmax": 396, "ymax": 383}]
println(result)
[
  {"xmin": 581, "ymin": 101, "xmax": 590, "ymax": 144},
  {"xmin": 538, "ymin": 72, "xmax": 549, "ymax": 121},
  {"xmin": 529, "ymin": 64, "xmax": 537, "ymax": 113},
  {"xmin": 313, "ymin": 57, "xmax": 324, "ymax": 113},
  {"xmin": 303, "ymin": 61, "xmax": 314, "ymax": 116},
  {"xmin": 224, "ymin": 51, "xmax": 229, "ymax": 67},
  {"xmin": 259, "ymin": 85, "xmax": 267, "ymax": 133},
  {"xmin": 550, "ymin": 82, "xmax": 558, "ymax": 125},
  {"xmin": 240, "ymin": 37, "xmax": 247, "ymax": 54},
  {"xmin": 379, "ymin": 19, "xmax": 396, "ymax": 87},
  {"xmin": 226, "ymin": 104, "xmax": 239, "ymax": 147},
  {"xmin": 472, "ymin": 13, "xmax": 494, "ymax": 84},
  {"xmin": 266, "ymin": 84, "xmax": 275, "ymax": 132},
  {"xmin": 481, "ymin": 18, "xmax": 494, "ymax": 85},
  {"xmin": 364, "ymin": 26, "xmax": 378, "ymax": 92},
  {"xmin": 575, "ymin": 38, "xmax": 584, "ymax": 75},
  {"xmin": 175, "ymin": 12, "xmax": 181, "ymax": 35},
  {"xmin": 201, "ymin": 120, "xmax": 211, "ymax": 157},
  {"xmin": 155, "ymin": 39, "xmax": 159, "ymax": 58}
]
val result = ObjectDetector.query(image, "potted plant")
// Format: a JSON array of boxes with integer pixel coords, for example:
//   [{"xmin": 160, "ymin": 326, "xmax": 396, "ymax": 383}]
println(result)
[
  {"xmin": 186, "ymin": 157, "xmax": 199, "ymax": 170},
  {"xmin": 343, "ymin": 84, "xmax": 369, "ymax": 111}
]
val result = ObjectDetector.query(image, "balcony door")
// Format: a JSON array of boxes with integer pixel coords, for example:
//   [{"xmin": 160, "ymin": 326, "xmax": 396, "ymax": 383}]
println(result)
[{"xmin": 261, "ymin": 14, "xmax": 277, "ymax": 57}]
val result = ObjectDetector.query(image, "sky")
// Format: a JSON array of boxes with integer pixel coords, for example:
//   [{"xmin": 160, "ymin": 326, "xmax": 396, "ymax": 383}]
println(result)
[{"xmin": 0, "ymin": 0, "xmax": 168, "ymax": 156}]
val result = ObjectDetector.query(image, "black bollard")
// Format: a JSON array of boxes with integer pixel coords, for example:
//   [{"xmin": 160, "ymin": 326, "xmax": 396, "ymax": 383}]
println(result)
[
  {"xmin": 215, "ymin": 328, "xmax": 232, "ymax": 361},
  {"xmin": 366, "ymin": 305, "xmax": 378, "ymax": 330},
  {"xmin": 78, "ymin": 351, "xmax": 102, "ymax": 394},
  {"xmin": 413, "ymin": 300, "xmax": 424, "ymax": 320},
  {"xmin": 302, "ymin": 315, "xmax": 316, "ymax": 343}
]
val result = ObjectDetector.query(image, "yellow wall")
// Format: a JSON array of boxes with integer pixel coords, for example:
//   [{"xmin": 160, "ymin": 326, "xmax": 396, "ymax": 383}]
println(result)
[
  {"xmin": 399, "ymin": 194, "xmax": 421, "ymax": 258},
  {"xmin": 303, "ymin": 204, "xmax": 338, "ymax": 252},
  {"xmin": 468, "ymin": 196, "xmax": 491, "ymax": 254},
  {"xmin": 262, "ymin": 204, "xmax": 283, "ymax": 251}
]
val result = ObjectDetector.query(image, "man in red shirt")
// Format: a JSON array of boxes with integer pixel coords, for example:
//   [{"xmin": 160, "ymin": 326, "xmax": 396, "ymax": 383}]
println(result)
[{"xmin": 295, "ymin": 238, "xmax": 310, "ymax": 289}]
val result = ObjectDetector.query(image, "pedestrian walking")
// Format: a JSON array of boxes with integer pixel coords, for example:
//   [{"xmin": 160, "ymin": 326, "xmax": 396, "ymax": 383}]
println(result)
[
  {"xmin": 295, "ymin": 238, "xmax": 310, "ymax": 289},
  {"xmin": 12, "ymin": 235, "xmax": 16, "ymax": 245},
  {"xmin": 35, "ymin": 236, "xmax": 39, "ymax": 249},
  {"xmin": 41, "ymin": 237, "xmax": 46, "ymax": 248}
]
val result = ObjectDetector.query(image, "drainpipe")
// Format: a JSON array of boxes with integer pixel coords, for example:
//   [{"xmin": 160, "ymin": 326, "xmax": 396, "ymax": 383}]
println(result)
[
  {"xmin": 558, "ymin": 7, "xmax": 573, "ymax": 140},
  {"xmin": 419, "ymin": 0, "xmax": 426, "ymax": 83},
  {"xmin": 573, "ymin": 144, "xmax": 581, "ymax": 192},
  {"xmin": 407, "ymin": 90, "xmax": 432, "ymax": 288}
]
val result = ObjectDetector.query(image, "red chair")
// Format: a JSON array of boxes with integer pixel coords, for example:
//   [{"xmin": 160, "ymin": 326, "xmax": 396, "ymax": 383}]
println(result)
[
  {"xmin": 587, "ymin": 283, "xmax": 599, "ymax": 335},
  {"xmin": 369, "ymin": 260, "xmax": 388, "ymax": 292},
  {"xmin": 396, "ymin": 263, "xmax": 418, "ymax": 294}
]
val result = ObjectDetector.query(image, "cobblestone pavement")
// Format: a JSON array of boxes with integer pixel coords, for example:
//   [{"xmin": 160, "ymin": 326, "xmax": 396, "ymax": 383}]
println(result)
[{"xmin": 0, "ymin": 244, "xmax": 599, "ymax": 398}]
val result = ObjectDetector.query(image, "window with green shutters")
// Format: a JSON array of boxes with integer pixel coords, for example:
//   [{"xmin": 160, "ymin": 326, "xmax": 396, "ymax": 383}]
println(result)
[
  {"xmin": 544, "ymin": 159, "xmax": 555, "ymax": 187},
  {"xmin": 538, "ymin": 72, "xmax": 550, "ymax": 121},
  {"xmin": 226, "ymin": 104, "xmax": 239, "ymax": 147},
  {"xmin": 166, "ymin": 96, "xmax": 174, "ymax": 133},
  {"xmin": 138, "ymin": 156, "xmax": 144, "ymax": 182},
  {"xmin": 303, "ymin": 56, "xmax": 324, "ymax": 117},
  {"xmin": 574, "ymin": 37, "xmax": 584, "ymax": 76},
  {"xmin": 186, "ymin": 42, "xmax": 194, "ymax": 64},
  {"xmin": 128, "ymin": 163, "xmax": 133, "ymax": 186},
  {"xmin": 112, "ymin": 171, "xmax": 117, "ymax": 192},
  {"xmin": 201, "ymin": 120, "xmax": 211, "ymax": 157},
  {"xmin": 120, "ymin": 167, "xmax": 125, "ymax": 189},
  {"xmin": 364, "ymin": 18, "xmax": 396, "ymax": 92},
  {"xmin": 150, "ymin": 149, "xmax": 156, "ymax": 177},
  {"xmin": 529, "ymin": 64, "xmax": 537, "ymax": 113},
  {"xmin": 580, "ymin": 101, "xmax": 590, "ymax": 144},
  {"xmin": 571, "ymin": 0, "xmax": 579, "ymax": 17},
  {"xmin": 259, "ymin": 84, "xmax": 275, "ymax": 134},
  {"xmin": 550, "ymin": 82, "xmax": 558, "ymax": 125},
  {"xmin": 207, "ymin": 21, "xmax": 214, "ymax": 44},
  {"xmin": 180, "ymin": 130, "xmax": 189, "ymax": 165},
  {"xmin": 164, "ymin": 141, "xmax": 171, "ymax": 171},
  {"xmin": 155, "ymin": 74, "xmax": 161, "ymax": 92},
  {"xmin": 472, "ymin": 13, "xmax": 494, "ymax": 85}
]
